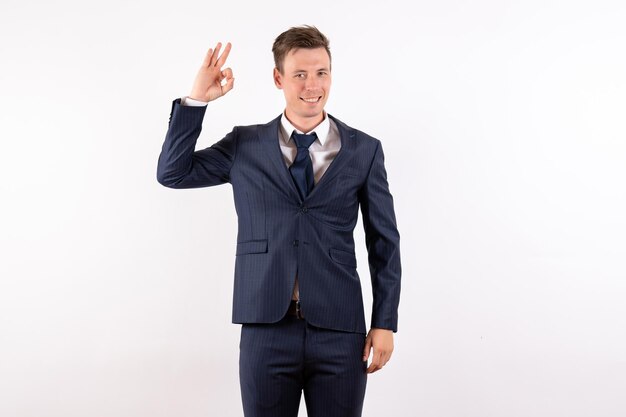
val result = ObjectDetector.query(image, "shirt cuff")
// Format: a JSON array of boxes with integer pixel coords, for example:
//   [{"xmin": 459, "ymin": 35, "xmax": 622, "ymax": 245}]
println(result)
[{"xmin": 181, "ymin": 96, "xmax": 209, "ymax": 107}]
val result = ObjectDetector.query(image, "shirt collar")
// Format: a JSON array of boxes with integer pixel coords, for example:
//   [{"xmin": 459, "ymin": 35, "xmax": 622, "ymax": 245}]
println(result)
[{"xmin": 279, "ymin": 110, "xmax": 330, "ymax": 146}]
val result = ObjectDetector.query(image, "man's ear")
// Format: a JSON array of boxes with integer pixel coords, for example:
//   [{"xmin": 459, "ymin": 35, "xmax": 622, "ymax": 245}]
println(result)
[{"xmin": 273, "ymin": 67, "xmax": 283, "ymax": 89}]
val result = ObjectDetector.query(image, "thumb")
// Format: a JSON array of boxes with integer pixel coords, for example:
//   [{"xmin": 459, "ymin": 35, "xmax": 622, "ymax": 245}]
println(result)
[{"xmin": 362, "ymin": 337, "xmax": 371, "ymax": 361}]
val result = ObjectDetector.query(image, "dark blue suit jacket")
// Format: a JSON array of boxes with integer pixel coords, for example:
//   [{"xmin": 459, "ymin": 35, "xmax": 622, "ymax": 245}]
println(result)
[{"xmin": 157, "ymin": 98, "xmax": 401, "ymax": 334}]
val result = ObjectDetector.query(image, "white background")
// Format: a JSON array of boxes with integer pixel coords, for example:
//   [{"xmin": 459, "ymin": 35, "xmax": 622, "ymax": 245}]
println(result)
[{"xmin": 1, "ymin": 0, "xmax": 625, "ymax": 416}]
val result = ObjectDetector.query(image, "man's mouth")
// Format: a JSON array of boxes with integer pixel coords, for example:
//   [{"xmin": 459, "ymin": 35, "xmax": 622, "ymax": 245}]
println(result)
[{"xmin": 300, "ymin": 96, "xmax": 322, "ymax": 103}]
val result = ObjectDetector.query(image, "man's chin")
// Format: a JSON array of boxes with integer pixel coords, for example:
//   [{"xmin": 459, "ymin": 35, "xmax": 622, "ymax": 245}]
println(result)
[
  {"xmin": 302, "ymin": 111, "xmax": 324, "ymax": 121},
  {"xmin": 289, "ymin": 107, "xmax": 324, "ymax": 119}
]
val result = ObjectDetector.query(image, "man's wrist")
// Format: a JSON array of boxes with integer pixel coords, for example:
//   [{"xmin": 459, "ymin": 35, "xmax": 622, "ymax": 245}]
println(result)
[{"xmin": 182, "ymin": 96, "xmax": 209, "ymax": 107}]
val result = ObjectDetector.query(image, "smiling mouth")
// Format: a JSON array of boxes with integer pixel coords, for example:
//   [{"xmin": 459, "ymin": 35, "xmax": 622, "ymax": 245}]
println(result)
[{"xmin": 300, "ymin": 96, "xmax": 322, "ymax": 103}]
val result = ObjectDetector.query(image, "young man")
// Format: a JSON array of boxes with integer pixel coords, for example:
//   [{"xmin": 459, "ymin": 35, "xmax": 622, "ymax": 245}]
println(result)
[{"xmin": 157, "ymin": 25, "xmax": 401, "ymax": 417}]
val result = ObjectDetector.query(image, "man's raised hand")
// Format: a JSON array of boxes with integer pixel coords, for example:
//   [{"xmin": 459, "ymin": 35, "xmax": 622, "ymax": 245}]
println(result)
[{"xmin": 189, "ymin": 42, "xmax": 234, "ymax": 102}]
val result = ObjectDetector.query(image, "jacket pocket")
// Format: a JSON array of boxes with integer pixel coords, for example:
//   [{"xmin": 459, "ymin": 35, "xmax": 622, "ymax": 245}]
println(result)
[
  {"xmin": 329, "ymin": 247, "xmax": 357, "ymax": 267},
  {"xmin": 236, "ymin": 239, "xmax": 268, "ymax": 255}
]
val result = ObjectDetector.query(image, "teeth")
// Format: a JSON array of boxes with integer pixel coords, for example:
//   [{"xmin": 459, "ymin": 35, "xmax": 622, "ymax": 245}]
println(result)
[{"xmin": 302, "ymin": 97, "xmax": 320, "ymax": 103}]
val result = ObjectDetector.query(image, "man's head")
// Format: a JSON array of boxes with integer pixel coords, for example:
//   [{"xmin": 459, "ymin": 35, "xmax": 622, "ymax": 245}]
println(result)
[
  {"xmin": 272, "ymin": 25, "xmax": 332, "ymax": 74},
  {"xmin": 272, "ymin": 25, "xmax": 332, "ymax": 128}
]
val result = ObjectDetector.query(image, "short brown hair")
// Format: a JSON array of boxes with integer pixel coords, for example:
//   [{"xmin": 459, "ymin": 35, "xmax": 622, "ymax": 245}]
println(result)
[{"xmin": 272, "ymin": 25, "xmax": 331, "ymax": 74}]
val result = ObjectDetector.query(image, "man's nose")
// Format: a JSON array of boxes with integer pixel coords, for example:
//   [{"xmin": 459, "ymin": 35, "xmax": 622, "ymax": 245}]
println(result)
[{"xmin": 304, "ymin": 76, "xmax": 319, "ymax": 90}]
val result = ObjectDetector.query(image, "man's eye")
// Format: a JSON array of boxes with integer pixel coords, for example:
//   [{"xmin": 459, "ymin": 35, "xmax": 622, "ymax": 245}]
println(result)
[
  {"xmin": 318, "ymin": 72, "xmax": 327, "ymax": 76},
  {"xmin": 295, "ymin": 74, "xmax": 305, "ymax": 78}
]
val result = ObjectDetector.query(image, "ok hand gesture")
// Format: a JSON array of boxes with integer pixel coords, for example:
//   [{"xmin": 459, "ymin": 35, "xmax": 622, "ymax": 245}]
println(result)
[{"xmin": 189, "ymin": 42, "xmax": 234, "ymax": 102}]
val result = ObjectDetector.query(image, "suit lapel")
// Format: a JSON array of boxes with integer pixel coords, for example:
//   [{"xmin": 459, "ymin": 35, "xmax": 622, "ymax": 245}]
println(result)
[
  {"xmin": 304, "ymin": 113, "xmax": 355, "ymax": 202},
  {"xmin": 259, "ymin": 115, "xmax": 302, "ymax": 202},
  {"xmin": 258, "ymin": 113, "xmax": 356, "ymax": 204}
]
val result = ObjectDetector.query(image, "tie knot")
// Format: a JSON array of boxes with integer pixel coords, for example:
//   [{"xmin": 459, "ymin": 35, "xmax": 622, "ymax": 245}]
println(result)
[{"xmin": 291, "ymin": 132, "xmax": 317, "ymax": 149}]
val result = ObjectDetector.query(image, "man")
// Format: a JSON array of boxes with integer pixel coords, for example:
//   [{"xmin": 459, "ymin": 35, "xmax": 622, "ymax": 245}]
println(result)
[{"xmin": 157, "ymin": 25, "xmax": 401, "ymax": 417}]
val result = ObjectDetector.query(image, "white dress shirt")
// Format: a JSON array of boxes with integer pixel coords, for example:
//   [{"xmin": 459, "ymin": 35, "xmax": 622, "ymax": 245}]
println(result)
[{"xmin": 181, "ymin": 96, "xmax": 342, "ymax": 301}]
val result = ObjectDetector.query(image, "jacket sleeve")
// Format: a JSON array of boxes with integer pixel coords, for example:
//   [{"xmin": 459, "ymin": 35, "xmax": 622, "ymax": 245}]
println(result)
[
  {"xmin": 156, "ymin": 98, "xmax": 237, "ymax": 188},
  {"xmin": 358, "ymin": 140, "xmax": 402, "ymax": 332}
]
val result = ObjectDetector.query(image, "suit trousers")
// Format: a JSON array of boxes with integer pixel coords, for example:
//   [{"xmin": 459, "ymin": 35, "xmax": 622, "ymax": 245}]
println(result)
[{"xmin": 239, "ymin": 312, "xmax": 368, "ymax": 417}]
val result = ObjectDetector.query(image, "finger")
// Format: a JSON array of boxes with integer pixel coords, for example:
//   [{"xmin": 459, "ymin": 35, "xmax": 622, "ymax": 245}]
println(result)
[
  {"xmin": 221, "ymin": 67, "xmax": 233, "ymax": 80},
  {"xmin": 366, "ymin": 360, "xmax": 376, "ymax": 373},
  {"xmin": 220, "ymin": 68, "xmax": 235, "ymax": 93},
  {"xmin": 221, "ymin": 76, "xmax": 235, "ymax": 95},
  {"xmin": 215, "ymin": 42, "xmax": 232, "ymax": 68},
  {"xmin": 380, "ymin": 353, "xmax": 390, "ymax": 368},
  {"xmin": 366, "ymin": 360, "xmax": 381, "ymax": 373},
  {"xmin": 367, "ymin": 351, "xmax": 385, "ymax": 373},
  {"xmin": 202, "ymin": 48, "xmax": 213, "ymax": 66},
  {"xmin": 366, "ymin": 351, "xmax": 378, "ymax": 373},
  {"xmin": 210, "ymin": 42, "xmax": 222, "ymax": 67}
]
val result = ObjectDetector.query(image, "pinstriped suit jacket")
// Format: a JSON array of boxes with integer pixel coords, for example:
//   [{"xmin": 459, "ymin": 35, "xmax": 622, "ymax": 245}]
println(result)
[{"xmin": 157, "ymin": 98, "xmax": 401, "ymax": 334}]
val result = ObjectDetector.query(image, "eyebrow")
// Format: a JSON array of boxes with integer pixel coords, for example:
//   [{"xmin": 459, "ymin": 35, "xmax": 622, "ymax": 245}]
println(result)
[{"xmin": 291, "ymin": 68, "xmax": 330, "ymax": 74}]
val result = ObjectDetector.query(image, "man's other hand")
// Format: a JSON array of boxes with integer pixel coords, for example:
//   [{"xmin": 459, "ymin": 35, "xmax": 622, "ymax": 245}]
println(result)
[{"xmin": 362, "ymin": 328, "xmax": 394, "ymax": 374}]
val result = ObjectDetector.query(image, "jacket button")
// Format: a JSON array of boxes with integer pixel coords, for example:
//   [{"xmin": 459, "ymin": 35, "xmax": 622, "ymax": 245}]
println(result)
[
  {"xmin": 293, "ymin": 240, "xmax": 299, "ymax": 247},
  {"xmin": 300, "ymin": 206, "xmax": 308, "ymax": 213}
]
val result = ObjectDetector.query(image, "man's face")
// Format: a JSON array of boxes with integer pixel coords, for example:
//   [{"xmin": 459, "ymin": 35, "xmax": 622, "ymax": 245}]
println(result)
[{"xmin": 273, "ymin": 47, "xmax": 332, "ymax": 123}]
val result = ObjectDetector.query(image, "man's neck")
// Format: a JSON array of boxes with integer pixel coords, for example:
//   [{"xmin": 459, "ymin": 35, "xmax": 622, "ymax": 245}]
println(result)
[{"xmin": 284, "ymin": 110, "xmax": 326, "ymax": 134}]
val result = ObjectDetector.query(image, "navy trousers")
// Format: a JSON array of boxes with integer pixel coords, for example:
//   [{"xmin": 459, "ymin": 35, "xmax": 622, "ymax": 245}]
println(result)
[{"xmin": 239, "ymin": 312, "xmax": 368, "ymax": 417}]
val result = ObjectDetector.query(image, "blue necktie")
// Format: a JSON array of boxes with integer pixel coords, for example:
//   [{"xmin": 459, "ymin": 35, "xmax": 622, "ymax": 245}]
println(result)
[{"xmin": 289, "ymin": 131, "xmax": 317, "ymax": 200}]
